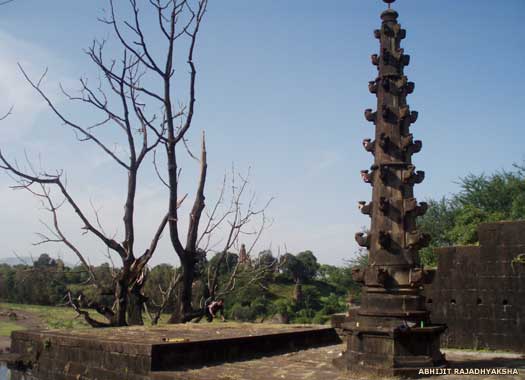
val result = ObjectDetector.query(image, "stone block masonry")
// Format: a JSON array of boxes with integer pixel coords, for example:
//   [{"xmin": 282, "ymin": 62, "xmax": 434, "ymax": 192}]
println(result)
[
  {"xmin": 425, "ymin": 221, "xmax": 525, "ymax": 352},
  {"xmin": 7, "ymin": 324, "xmax": 341, "ymax": 380}
]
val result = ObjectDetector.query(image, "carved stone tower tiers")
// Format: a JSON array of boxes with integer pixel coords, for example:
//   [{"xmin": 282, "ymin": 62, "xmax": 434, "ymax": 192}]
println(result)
[{"xmin": 339, "ymin": 0, "xmax": 446, "ymax": 376}]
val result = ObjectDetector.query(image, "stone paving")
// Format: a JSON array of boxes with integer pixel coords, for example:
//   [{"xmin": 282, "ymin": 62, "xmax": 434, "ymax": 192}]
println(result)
[{"xmin": 151, "ymin": 344, "xmax": 525, "ymax": 380}]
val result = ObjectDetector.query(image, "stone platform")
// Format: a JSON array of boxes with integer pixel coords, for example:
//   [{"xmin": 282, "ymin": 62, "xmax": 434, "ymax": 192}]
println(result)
[{"xmin": 7, "ymin": 323, "xmax": 341, "ymax": 380}]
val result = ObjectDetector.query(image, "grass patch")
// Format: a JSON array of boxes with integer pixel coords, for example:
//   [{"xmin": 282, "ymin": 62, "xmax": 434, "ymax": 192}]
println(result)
[
  {"xmin": 0, "ymin": 321, "xmax": 25, "ymax": 336},
  {"xmin": 0, "ymin": 303, "xmax": 172, "ymax": 330},
  {"xmin": 0, "ymin": 303, "xmax": 95, "ymax": 330}
]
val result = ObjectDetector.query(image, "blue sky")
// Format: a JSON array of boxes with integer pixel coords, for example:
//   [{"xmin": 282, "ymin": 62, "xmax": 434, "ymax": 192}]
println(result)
[{"xmin": 1, "ymin": 0, "xmax": 524, "ymax": 267}]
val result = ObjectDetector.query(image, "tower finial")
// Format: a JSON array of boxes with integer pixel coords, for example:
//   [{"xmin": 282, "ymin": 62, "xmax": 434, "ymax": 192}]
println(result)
[{"xmin": 383, "ymin": 0, "xmax": 395, "ymax": 9}]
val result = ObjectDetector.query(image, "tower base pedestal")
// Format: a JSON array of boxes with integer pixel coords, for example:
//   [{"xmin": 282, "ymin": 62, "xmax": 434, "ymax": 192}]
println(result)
[{"xmin": 336, "ymin": 316, "xmax": 447, "ymax": 378}]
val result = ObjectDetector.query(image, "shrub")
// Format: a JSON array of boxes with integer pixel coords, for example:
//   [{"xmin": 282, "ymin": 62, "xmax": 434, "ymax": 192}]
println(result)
[{"xmin": 230, "ymin": 303, "xmax": 256, "ymax": 322}]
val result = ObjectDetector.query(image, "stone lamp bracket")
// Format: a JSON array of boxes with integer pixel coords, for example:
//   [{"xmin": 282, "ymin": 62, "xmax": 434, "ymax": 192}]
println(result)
[
  {"xmin": 355, "ymin": 232, "xmax": 371, "ymax": 248},
  {"xmin": 371, "ymin": 54, "xmax": 380, "ymax": 66},
  {"xmin": 362, "ymin": 138, "xmax": 376, "ymax": 154},
  {"xmin": 408, "ymin": 267, "xmax": 435, "ymax": 288},
  {"xmin": 358, "ymin": 201, "xmax": 373, "ymax": 216},
  {"xmin": 404, "ymin": 198, "xmax": 428, "ymax": 217},
  {"xmin": 409, "ymin": 111, "xmax": 419, "ymax": 124},
  {"xmin": 364, "ymin": 109, "xmax": 377, "ymax": 123},
  {"xmin": 368, "ymin": 80, "xmax": 379, "ymax": 94},
  {"xmin": 403, "ymin": 165, "xmax": 425, "ymax": 185},
  {"xmin": 400, "ymin": 133, "xmax": 414, "ymax": 150},
  {"xmin": 413, "ymin": 201, "xmax": 428, "ymax": 217},
  {"xmin": 381, "ymin": 48, "xmax": 410, "ymax": 70},
  {"xmin": 381, "ymin": 76, "xmax": 414, "ymax": 96},
  {"xmin": 404, "ymin": 140, "xmax": 423, "ymax": 157},
  {"xmin": 399, "ymin": 106, "xmax": 410, "ymax": 120},
  {"xmin": 406, "ymin": 231, "xmax": 431, "ymax": 251},
  {"xmin": 360, "ymin": 170, "xmax": 373, "ymax": 185}
]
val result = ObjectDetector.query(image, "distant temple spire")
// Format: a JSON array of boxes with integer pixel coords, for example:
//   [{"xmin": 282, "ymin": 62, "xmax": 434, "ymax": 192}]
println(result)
[{"xmin": 239, "ymin": 243, "xmax": 249, "ymax": 264}]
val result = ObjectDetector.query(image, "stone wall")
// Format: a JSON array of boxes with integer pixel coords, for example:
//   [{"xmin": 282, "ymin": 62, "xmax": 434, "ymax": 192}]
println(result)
[{"xmin": 424, "ymin": 221, "xmax": 525, "ymax": 352}]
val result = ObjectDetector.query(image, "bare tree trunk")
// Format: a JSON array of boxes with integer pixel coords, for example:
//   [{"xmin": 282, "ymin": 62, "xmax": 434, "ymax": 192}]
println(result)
[
  {"xmin": 128, "ymin": 284, "xmax": 146, "ymax": 326},
  {"xmin": 169, "ymin": 256, "xmax": 195, "ymax": 323},
  {"xmin": 293, "ymin": 278, "xmax": 303, "ymax": 304},
  {"xmin": 114, "ymin": 269, "xmax": 129, "ymax": 326},
  {"xmin": 127, "ymin": 267, "xmax": 148, "ymax": 325},
  {"xmin": 167, "ymin": 133, "xmax": 207, "ymax": 324}
]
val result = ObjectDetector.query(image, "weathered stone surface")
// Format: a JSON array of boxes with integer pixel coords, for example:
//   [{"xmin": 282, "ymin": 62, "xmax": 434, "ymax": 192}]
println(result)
[
  {"xmin": 150, "ymin": 344, "xmax": 525, "ymax": 380},
  {"xmin": 6, "ymin": 341, "xmax": 525, "ymax": 379},
  {"xmin": 342, "ymin": 1, "xmax": 445, "ymax": 375},
  {"xmin": 7, "ymin": 324, "xmax": 340, "ymax": 380},
  {"xmin": 425, "ymin": 221, "xmax": 525, "ymax": 352}
]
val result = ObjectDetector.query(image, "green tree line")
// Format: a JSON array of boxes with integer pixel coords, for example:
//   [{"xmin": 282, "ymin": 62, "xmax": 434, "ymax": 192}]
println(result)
[
  {"xmin": 0, "ymin": 251, "xmax": 359, "ymax": 325},
  {"xmin": 419, "ymin": 163, "xmax": 525, "ymax": 266}
]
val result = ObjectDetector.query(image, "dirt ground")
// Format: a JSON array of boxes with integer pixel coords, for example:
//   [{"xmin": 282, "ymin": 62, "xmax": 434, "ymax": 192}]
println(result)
[{"xmin": 0, "ymin": 306, "xmax": 44, "ymax": 353}]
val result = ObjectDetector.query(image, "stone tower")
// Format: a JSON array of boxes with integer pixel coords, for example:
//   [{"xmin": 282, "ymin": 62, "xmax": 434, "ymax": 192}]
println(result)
[
  {"xmin": 340, "ymin": 0, "xmax": 446, "ymax": 376},
  {"xmin": 239, "ymin": 243, "xmax": 249, "ymax": 265}
]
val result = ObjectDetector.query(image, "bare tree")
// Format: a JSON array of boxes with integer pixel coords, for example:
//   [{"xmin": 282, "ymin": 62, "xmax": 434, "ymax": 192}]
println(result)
[
  {"xmin": 0, "ymin": 0, "xmax": 207, "ymax": 326},
  {"xmin": 167, "ymin": 167, "xmax": 274, "ymax": 323},
  {"xmin": 2, "ymin": 0, "xmax": 274, "ymax": 326},
  {"xmin": 82, "ymin": 0, "xmax": 213, "ymax": 324},
  {"xmin": 145, "ymin": 266, "xmax": 181, "ymax": 325}
]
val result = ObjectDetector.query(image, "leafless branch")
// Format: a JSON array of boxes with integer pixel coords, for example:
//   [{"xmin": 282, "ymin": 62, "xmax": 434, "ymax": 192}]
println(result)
[
  {"xmin": 202, "ymin": 167, "xmax": 274, "ymax": 302},
  {"xmin": 148, "ymin": 269, "xmax": 182, "ymax": 325},
  {"xmin": 0, "ymin": 151, "xmax": 126, "ymax": 258},
  {"xmin": 17, "ymin": 64, "xmax": 130, "ymax": 170},
  {"xmin": 153, "ymin": 150, "xmax": 170, "ymax": 188},
  {"xmin": 67, "ymin": 291, "xmax": 112, "ymax": 328},
  {"xmin": 0, "ymin": 106, "xmax": 13, "ymax": 121},
  {"xmin": 185, "ymin": 131, "xmax": 207, "ymax": 254}
]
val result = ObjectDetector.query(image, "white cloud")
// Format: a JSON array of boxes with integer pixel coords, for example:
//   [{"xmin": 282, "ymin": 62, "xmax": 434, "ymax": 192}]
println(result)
[
  {"xmin": 0, "ymin": 30, "xmax": 74, "ymax": 143},
  {"xmin": 307, "ymin": 150, "xmax": 343, "ymax": 175}
]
